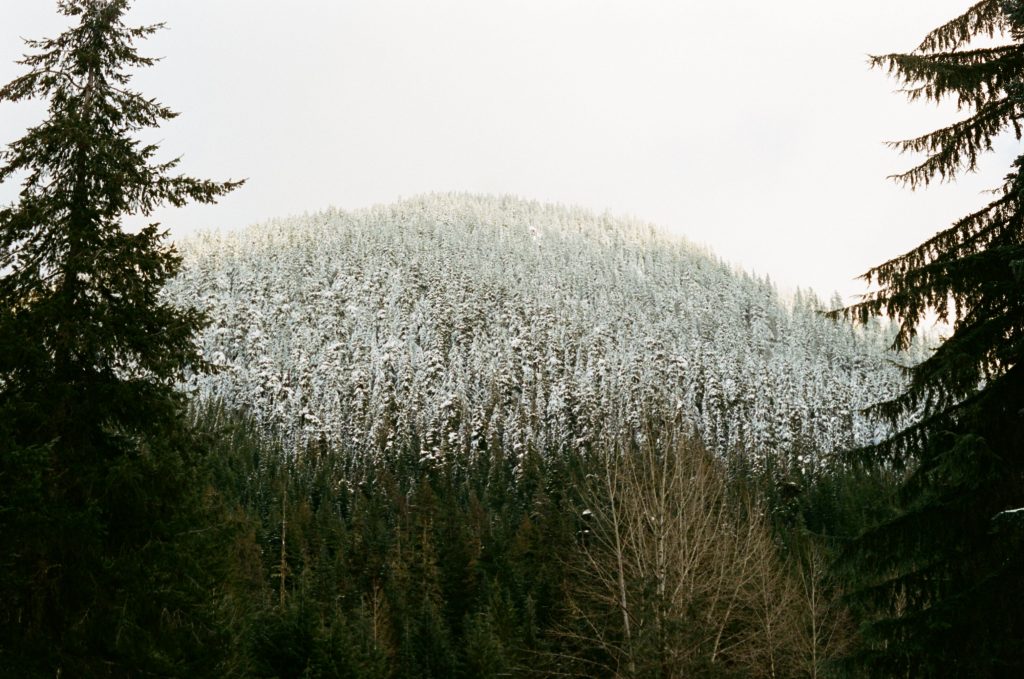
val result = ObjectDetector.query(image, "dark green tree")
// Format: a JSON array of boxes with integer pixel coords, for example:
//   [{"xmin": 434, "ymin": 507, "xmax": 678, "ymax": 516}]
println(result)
[
  {"xmin": 0, "ymin": 0, "xmax": 241, "ymax": 675},
  {"xmin": 835, "ymin": 2, "xmax": 1024, "ymax": 675}
]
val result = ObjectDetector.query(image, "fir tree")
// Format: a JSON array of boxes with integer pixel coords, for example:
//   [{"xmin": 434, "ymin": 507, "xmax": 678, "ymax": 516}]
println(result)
[
  {"xmin": 0, "ymin": 1, "xmax": 241, "ymax": 675},
  {"xmin": 835, "ymin": 2, "xmax": 1024, "ymax": 674}
]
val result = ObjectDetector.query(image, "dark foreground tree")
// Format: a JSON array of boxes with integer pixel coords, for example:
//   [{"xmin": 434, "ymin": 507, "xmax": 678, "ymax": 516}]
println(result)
[
  {"xmin": 835, "ymin": 2, "xmax": 1024, "ymax": 675},
  {"xmin": 0, "ymin": 1, "xmax": 242, "ymax": 675}
]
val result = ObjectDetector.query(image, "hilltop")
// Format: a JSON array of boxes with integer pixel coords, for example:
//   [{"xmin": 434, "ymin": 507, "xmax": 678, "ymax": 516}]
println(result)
[{"xmin": 168, "ymin": 193, "xmax": 910, "ymax": 468}]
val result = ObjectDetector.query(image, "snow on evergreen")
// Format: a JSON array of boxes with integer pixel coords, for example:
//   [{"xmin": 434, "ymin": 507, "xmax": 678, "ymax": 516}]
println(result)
[{"xmin": 167, "ymin": 193, "xmax": 913, "ymax": 468}]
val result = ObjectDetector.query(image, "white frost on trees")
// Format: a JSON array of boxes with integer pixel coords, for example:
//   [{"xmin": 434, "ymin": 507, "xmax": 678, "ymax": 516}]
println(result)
[{"xmin": 166, "ymin": 194, "xmax": 919, "ymax": 469}]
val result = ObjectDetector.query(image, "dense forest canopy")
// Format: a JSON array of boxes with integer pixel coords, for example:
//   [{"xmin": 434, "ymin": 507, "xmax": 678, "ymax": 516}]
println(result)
[
  {"xmin": 167, "ymin": 194, "xmax": 921, "ymax": 471},
  {"xmin": 3, "ymin": 0, "xmax": 1023, "ymax": 677}
]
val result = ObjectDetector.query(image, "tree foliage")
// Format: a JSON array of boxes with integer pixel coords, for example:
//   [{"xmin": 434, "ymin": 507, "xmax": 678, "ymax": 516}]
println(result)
[
  {"xmin": 0, "ymin": 1, "xmax": 241, "ymax": 675},
  {"xmin": 167, "ymin": 194, "xmax": 914, "ymax": 473},
  {"xmin": 195, "ymin": 405, "xmax": 847, "ymax": 679},
  {"xmin": 834, "ymin": 1, "xmax": 1024, "ymax": 674}
]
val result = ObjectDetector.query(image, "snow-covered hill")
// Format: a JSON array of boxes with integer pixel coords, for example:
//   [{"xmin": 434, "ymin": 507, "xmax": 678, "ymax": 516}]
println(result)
[{"xmin": 167, "ymin": 194, "xmax": 910, "ymax": 468}]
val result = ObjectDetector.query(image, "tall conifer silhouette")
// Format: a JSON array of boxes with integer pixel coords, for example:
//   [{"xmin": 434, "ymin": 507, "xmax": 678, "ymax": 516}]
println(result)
[
  {"xmin": 0, "ymin": 1, "xmax": 241, "ymax": 674},
  {"xmin": 836, "ymin": 2, "xmax": 1024, "ymax": 674}
]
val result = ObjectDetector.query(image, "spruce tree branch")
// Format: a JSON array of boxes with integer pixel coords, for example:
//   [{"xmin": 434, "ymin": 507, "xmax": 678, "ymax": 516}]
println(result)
[{"xmin": 915, "ymin": 0, "xmax": 1006, "ymax": 53}]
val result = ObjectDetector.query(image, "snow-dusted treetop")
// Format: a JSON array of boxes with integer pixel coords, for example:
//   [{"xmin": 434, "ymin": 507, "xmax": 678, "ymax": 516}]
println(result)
[{"xmin": 167, "ymin": 193, "xmax": 916, "ymax": 470}]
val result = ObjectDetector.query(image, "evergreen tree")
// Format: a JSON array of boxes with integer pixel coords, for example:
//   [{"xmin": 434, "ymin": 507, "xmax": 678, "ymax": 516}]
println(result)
[
  {"xmin": 0, "ymin": 1, "xmax": 241, "ymax": 675},
  {"xmin": 835, "ymin": 2, "xmax": 1024, "ymax": 674}
]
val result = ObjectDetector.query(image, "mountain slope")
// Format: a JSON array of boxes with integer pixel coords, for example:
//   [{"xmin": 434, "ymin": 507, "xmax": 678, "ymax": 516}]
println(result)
[{"xmin": 167, "ymin": 194, "xmax": 909, "ymax": 468}]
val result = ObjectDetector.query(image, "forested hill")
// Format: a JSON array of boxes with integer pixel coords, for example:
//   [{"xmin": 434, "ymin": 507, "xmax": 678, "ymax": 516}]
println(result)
[{"xmin": 167, "ymin": 193, "xmax": 912, "ymax": 466}]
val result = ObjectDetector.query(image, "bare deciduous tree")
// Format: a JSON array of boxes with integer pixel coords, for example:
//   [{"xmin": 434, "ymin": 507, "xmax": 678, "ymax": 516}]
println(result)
[{"xmin": 563, "ymin": 428, "xmax": 845, "ymax": 678}]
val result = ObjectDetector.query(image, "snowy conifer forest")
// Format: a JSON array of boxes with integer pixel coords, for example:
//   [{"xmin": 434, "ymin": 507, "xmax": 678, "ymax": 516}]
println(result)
[
  {"xmin": 8, "ymin": 2, "xmax": 1024, "ymax": 675},
  {"xmin": 168, "ymin": 193, "xmax": 917, "ymax": 471}
]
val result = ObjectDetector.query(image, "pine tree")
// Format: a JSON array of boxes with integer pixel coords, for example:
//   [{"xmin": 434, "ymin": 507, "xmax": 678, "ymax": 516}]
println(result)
[
  {"xmin": 835, "ymin": 2, "xmax": 1024, "ymax": 674},
  {"xmin": 0, "ymin": 1, "xmax": 241, "ymax": 675}
]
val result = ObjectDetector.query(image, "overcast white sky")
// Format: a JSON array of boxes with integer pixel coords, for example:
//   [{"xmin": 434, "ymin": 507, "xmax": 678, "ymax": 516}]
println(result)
[{"xmin": 1, "ymin": 1, "xmax": 1017, "ymax": 300}]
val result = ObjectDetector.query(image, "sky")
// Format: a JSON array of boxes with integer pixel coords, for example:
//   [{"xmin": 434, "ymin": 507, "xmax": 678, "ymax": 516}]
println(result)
[{"xmin": 0, "ymin": 0, "xmax": 1018, "ymax": 301}]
